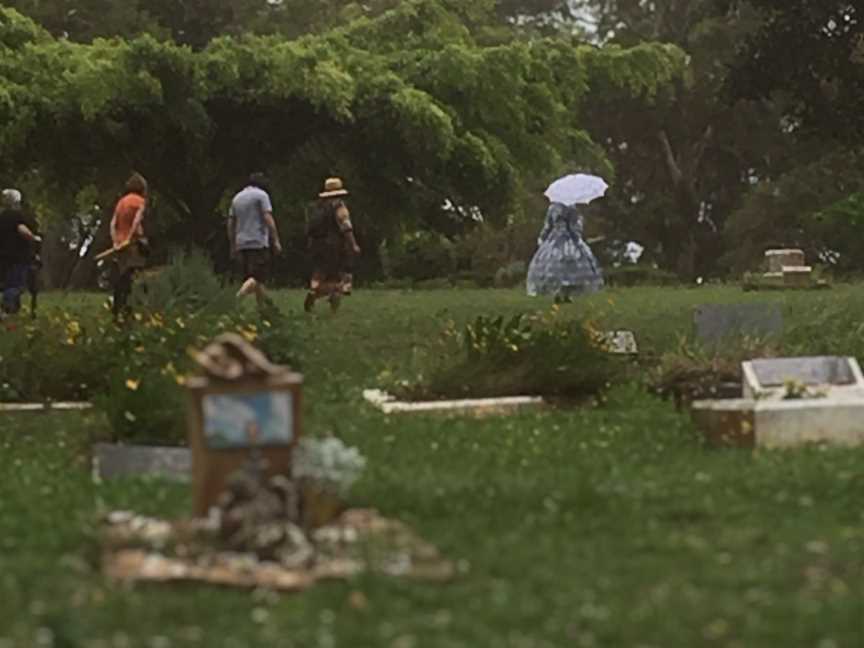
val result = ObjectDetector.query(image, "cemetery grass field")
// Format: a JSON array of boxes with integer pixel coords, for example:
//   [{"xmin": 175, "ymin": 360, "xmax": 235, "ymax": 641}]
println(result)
[{"xmin": 2, "ymin": 286, "xmax": 864, "ymax": 647}]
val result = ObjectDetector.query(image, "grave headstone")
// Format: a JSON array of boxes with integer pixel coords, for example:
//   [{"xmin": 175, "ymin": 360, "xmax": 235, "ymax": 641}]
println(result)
[
  {"xmin": 185, "ymin": 334, "xmax": 303, "ymax": 516},
  {"xmin": 742, "ymin": 356, "xmax": 864, "ymax": 400},
  {"xmin": 93, "ymin": 443, "xmax": 191, "ymax": 481},
  {"xmin": 694, "ymin": 303, "xmax": 783, "ymax": 344},
  {"xmin": 602, "ymin": 330, "xmax": 639, "ymax": 356},
  {"xmin": 765, "ymin": 249, "xmax": 806, "ymax": 273}
]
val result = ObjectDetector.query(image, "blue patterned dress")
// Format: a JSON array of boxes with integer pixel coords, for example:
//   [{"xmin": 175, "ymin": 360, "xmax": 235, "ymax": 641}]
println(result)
[{"xmin": 526, "ymin": 203, "xmax": 604, "ymax": 298}]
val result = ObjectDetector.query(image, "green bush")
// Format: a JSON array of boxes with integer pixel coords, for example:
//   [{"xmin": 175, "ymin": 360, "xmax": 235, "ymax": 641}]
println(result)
[
  {"xmin": 0, "ymin": 253, "xmax": 304, "ymax": 445},
  {"xmin": 494, "ymin": 261, "xmax": 527, "ymax": 288},
  {"xmin": 382, "ymin": 308, "xmax": 625, "ymax": 400},
  {"xmin": 452, "ymin": 222, "xmax": 538, "ymax": 284},
  {"xmin": 383, "ymin": 232, "xmax": 456, "ymax": 282},
  {"xmin": 648, "ymin": 336, "xmax": 777, "ymax": 408},
  {"xmin": 131, "ymin": 249, "xmax": 235, "ymax": 316},
  {"xmin": 0, "ymin": 312, "xmax": 114, "ymax": 401},
  {"xmin": 605, "ymin": 265, "xmax": 680, "ymax": 287}
]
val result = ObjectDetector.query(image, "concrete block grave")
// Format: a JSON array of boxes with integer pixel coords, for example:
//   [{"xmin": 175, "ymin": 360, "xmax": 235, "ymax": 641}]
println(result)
[
  {"xmin": 363, "ymin": 330, "xmax": 635, "ymax": 417},
  {"xmin": 742, "ymin": 356, "xmax": 864, "ymax": 400},
  {"xmin": 92, "ymin": 443, "xmax": 191, "ymax": 482},
  {"xmin": 693, "ymin": 356, "xmax": 864, "ymax": 448}
]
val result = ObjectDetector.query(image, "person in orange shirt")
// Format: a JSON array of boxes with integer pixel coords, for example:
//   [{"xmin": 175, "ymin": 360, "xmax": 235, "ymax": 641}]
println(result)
[{"xmin": 109, "ymin": 173, "xmax": 149, "ymax": 319}]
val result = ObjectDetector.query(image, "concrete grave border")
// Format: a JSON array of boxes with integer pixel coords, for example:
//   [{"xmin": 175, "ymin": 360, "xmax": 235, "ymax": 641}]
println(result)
[
  {"xmin": 92, "ymin": 443, "xmax": 192, "ymax": 483},
  {"xmin": 692, "ymin": 397, "xmax": 864, "ymax": 449},
  {"xmin": 742, "ymin": 356, "xmax": 864, "ymax": 400},
  {"xmin": 0, "ymin": 402, "xmax": 93, "ymax": 413},
  {"xmin": 363, "ymin": 389, "xmax": 544, "ymax": 416}
]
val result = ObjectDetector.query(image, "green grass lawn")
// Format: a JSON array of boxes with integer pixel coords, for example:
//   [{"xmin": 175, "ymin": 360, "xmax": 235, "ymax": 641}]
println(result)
[{"xmin": 2, "ymin": 286, "xmax": 863, "ymax": 647}]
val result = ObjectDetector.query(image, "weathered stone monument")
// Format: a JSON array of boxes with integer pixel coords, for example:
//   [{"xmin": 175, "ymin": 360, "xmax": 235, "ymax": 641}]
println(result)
[{"xmin": 743, "ymin": 248, "xmax": 830, "ymax": 291}]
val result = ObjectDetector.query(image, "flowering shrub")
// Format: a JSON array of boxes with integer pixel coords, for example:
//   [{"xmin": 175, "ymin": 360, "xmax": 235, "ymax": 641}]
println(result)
[
  {"xmin": 382, "ymin": 307, "xmax": 625, "ymax": 401},
  {"xmin": 0, "ymin": 254, "xmax": 304, "ymax": 445}
]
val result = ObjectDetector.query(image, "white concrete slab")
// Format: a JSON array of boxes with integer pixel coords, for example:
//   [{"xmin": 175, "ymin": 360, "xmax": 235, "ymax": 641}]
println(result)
[
  {"xmin": 363, "ymin": 389, "xmax": 544, "ymax": 416},
  {"xmin": 0, "ymin": 402, "xmax": 93, "ymax": 413},
  {"xmin": 754, "ymin": 398, "xmax": 864, "ymax": 448},
  {"xmin": 692, "ymin": 397, "xmax": 864, "ymax": 448}
]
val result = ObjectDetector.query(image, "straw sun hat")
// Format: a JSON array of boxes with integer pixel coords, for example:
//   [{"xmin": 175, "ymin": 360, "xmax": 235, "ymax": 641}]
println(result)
[{"xmin": 319, "ymin": 177, "xmax": 349, "ymax": 198}]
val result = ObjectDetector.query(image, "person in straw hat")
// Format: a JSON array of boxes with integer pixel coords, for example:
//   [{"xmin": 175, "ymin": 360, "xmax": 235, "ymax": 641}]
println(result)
[{"xmin": 304, "ymin": 177, "xmax": 361, "ymax": 312}]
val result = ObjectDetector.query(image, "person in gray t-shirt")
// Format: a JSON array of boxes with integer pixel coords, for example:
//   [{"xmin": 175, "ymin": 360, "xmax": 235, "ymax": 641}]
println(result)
[{"xmin": 227, "ymin": 173, "xmax": 283, "ymax": 307}]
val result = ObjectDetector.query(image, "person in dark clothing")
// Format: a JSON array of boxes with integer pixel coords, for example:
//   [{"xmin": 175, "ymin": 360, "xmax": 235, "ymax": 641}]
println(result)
[
  {"xmin": 304, "ymin": 178, "xmax": 361, "ymax": 313},
  {"xmin": 0, "ymin": 189, "xmax": 41, "ymax": 316}
]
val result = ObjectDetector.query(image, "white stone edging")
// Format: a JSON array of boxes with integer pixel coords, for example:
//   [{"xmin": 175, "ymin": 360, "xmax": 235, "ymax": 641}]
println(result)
[
  {"xmin": 363, "ymin": 389, "xmax": 544, "ymax": 415},
  {"xmin": 0, "ymin": 402, "xmax": 93, "ymax": 413}
]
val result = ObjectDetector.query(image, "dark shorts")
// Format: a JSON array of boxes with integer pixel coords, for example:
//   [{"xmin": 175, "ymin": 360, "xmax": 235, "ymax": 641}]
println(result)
[{"xmin": 240, "ymin": 248, "xmax": 271, "ymax": 283}]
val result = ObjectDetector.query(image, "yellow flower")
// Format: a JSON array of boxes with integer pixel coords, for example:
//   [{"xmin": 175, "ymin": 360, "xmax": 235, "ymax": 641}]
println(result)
[
  {"xmin": 125, "ymin": 379, "xmax": 140, "ymax": 391},
  {"xmin": 175, "ymin": 375, "xmax": 187, "ymax": 386},
  {"xmin": 175, "ymin": 318, "xmax": 186, "ymax": 329},
  {"xmin": 241, "ymin": 329, "xmax": 258, "ymax": 343}
]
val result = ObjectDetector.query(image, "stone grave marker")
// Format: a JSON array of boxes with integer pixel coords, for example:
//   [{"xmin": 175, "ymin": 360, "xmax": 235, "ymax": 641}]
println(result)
[
  {"xmin": 93, "ymin": 443, "xmax": 191, "ymax": 481},
  {"xmin": 185, "ymin": 334, "xmax": 303, "ymax": 516},
  {"xmin": 602, "ymin": 330, "xmax": 639, "ymax": 356},
  {"xmin": 765, "ymin": 249, "xmax": 806, "ymax": 273},
  {"xmin": 694, "ymin": 302, "xmax": 783, "ymax": 345}
]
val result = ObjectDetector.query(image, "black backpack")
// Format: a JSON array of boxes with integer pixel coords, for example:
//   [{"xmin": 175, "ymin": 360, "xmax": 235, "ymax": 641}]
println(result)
[{"xmin": 306, "ymin": 200, "xmax": 338, "ymax": 240}]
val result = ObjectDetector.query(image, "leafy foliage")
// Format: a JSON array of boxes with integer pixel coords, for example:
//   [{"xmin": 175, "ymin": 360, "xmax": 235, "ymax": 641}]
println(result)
[
  {"xmin": 0, "ymin": 1, "xmax": 685, "ymax": 287},
  {"xmin": 730, "ymin": 1, "xmax": 864, "ymax": 144},
  {"xmin": 0, "ymin": 255, "xmax": 304, "ymax": 444},
  {"xmin": 723, "ymin": 148, "xmax": 864, "ymax": 273},
  {"xmin": 382, "ymin": 307, "xmax": 625, "ymax": 400}
]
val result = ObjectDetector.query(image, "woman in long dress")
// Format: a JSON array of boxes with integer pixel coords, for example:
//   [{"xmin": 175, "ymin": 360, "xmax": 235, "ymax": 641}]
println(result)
[{"xmin": 526, "ymin": 202, "xmax": 603, "ymax": 300}]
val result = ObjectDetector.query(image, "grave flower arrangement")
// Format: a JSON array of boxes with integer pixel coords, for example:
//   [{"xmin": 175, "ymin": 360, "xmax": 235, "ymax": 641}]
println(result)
[
  {"xmin": 292, "ymin": 437, "xmax": 368, "ymax": 528},
  {"xmin": 380, "ymin": 306, "xmax": 625, "ymax": 401}
]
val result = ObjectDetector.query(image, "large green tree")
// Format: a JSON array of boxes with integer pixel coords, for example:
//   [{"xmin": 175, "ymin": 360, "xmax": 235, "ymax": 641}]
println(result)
[
  {"xmin": 730, "ymin": 1, "xmax": 864, "ymax": 144},
  {"xmin": 720, "ymin": 3, "xmax": 864, "ymax": 274},
  {"xmin": 0, "ymin": 1, "xmax": 683, "ymax": 286},
  {"xmin": 565, "ymin": 0, "xmax": 786, "ymax": 279}
]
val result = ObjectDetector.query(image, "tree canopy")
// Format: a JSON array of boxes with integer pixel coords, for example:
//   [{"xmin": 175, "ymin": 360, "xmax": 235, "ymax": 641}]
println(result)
[{"xmin": 0, "ymin": 0, "xmax": 684, "ymax": 284}]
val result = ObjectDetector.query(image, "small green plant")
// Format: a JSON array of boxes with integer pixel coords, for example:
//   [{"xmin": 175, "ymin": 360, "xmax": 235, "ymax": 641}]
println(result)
[{"xmin": 781, "ymin": 379, "xmax": 828, "ymax": 400}]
